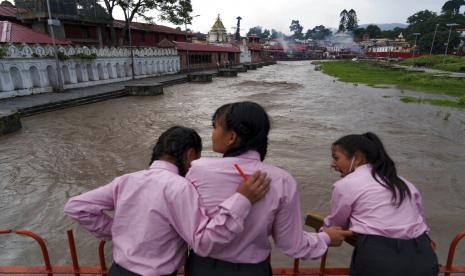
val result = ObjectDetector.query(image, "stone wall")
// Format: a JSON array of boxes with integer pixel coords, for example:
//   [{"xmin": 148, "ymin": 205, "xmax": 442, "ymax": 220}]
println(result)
[{"xmin": 0, "ymin": 44, "xmax": 180, "ymax": 99}]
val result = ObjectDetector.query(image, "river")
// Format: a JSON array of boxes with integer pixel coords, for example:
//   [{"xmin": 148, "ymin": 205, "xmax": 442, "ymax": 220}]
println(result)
[{"xmin": 1, "ymin": 61, "xmax": 464, "ymax": 269}]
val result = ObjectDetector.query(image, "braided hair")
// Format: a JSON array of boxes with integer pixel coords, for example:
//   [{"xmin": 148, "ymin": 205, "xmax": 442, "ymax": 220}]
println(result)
[
  {"xmin": 212, "ymin": 101, "xmax": 270, "ymax": 161},
  {"xmin": 149, "ymin": 126, "xmax": 202, "ymax": 176},
  {"xmin": 333, "ymin": 132, "xmax": 411, "ymax": 206}
]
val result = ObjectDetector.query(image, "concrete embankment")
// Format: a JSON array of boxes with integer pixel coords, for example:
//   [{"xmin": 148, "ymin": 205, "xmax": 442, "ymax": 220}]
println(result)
[{"xmin": 0, "ymin": 62, "xmax": 276, "ymax": 136}]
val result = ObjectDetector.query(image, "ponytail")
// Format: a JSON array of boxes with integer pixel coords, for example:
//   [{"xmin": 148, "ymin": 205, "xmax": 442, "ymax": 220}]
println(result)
[
  {"xmin": 333, "ymin": 132, "xmax": 411, "ymax": 206},
  {"xmin": 212, "ymin": 102, "xmax": 270, "ymax": 161},
  {"xmin": 150, "ymin": 126, "xmax": 202, "ymax": 176}
]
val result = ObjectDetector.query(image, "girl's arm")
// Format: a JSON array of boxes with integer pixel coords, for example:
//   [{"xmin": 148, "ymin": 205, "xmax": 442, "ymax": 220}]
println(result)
[
  {"xmin": 164, "ymin": 179, "xmax": 252, "ymax": 256},
  {"xmin": 323, "ymin": 183, "xmax": 352, "ymax": 229},
  {"xmin": 272, "ymin": 176, "xmax": 331, "ymax": 260},
  {"xmin": 64, "ymin": 180, "xmax": 117, "ymax": 241}
]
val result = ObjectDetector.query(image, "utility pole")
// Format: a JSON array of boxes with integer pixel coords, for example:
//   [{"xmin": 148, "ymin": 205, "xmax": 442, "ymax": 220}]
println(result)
[
  {"xmin": 443, "ymin": 23, "xmax": 459, "ymax": 64},
  {"xmin": 184, "ymin": 15, "xmax": 200, "ymax": 73},
  {"xmin": 125, "ymin": 0, "xmax": 135, "ymax": 79},
  {"xmin": 429, "ymin": 24, "xmax": 439, "ymax": 55},
  {"xmin": 46, "ymin": 0, "xmax": 64, "ymax": 91},
  {"xmin": 413, "ymin": 33, "xmax": 420, "ymax": 58}
]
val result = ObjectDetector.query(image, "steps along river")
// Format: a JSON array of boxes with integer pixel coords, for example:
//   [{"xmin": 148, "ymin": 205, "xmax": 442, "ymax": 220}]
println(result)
[{"xmin": 1, "ymin": 61, "xmax": 464, "ymax": 268}]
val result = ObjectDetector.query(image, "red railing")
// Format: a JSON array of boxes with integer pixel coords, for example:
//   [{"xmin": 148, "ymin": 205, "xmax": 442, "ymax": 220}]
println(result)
[{"xmin": 1, "ymin": 215, "xmax": 465, "ymax": 275}]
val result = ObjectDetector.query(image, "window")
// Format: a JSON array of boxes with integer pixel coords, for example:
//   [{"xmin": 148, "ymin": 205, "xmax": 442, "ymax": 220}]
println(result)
[{"xmin": 189, "ymin": 53, "xmax": 212, "ymax": 64}]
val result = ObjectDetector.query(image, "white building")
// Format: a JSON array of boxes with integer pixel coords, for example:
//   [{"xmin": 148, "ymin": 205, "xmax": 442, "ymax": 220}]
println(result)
[{"xmin": 207, "ymin": 15, "xmax": 229, "ymax": 43}]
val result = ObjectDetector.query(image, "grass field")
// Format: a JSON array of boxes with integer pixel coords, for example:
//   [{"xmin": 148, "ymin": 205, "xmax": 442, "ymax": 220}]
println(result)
[
  {"xmin": 314, "ymin": 60, "xmax": 465, "ymax": 109},
  {"xmin": 399, "ymin": 55, "xmax": 465, "ymax": 73}
]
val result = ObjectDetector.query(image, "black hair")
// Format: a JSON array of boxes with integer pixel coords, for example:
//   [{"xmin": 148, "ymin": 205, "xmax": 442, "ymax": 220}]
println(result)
[
  {"xmin": 149, "ymin": 126, "xmax": 202, "ymax": 176},
  {"xmin": 212, "ymin": 101, "xmax": 270, "ymax": 161},
  {"xmin": 333, "ymin": 132, "xmax": 411, "ymax": 206}
]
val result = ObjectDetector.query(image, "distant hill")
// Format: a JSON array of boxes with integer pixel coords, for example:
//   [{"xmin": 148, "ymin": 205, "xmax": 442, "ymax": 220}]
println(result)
[{"xmin": 359, "ymin": 23, "xmax": 408, "ymax": 31}]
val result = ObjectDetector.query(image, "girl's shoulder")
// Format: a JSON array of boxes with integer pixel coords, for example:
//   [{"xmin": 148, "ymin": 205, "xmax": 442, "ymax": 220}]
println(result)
[{"xmin": 191, "ymin": 156, "xmax": 224, "ymax": 168}]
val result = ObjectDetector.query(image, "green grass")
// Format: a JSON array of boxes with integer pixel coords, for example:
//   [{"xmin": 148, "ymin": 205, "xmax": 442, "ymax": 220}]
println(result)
[
  {"xmin": 316, "ymin": 61, "xmax": 465, "ymax": 98},
  {"xmin": 399, "ymin": 55, "xmax": 465, "ymax": 73},
  {"xmin": 400, "ymin": 96, "xmax": 465, "ymax": 109}
]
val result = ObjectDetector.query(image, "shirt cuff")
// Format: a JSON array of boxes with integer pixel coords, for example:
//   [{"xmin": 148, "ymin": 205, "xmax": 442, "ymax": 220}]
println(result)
[
  {"xmin": 219, "ymin": 192, "xmax": 252, "ymax": 220},
  {"xmin": 318, "ymin": 231, "xmax": 331, "ymax": 246}
]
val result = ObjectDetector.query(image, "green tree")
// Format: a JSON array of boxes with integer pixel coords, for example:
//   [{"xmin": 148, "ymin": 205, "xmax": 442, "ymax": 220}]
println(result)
[
  {"xmin": 271, "ymin": 29, "xmax": 286, "ymax": 39},
  {"xmin": 442, "ymin": 0, "xmax": 465, "ymax": 15},
  {"xmin": 117, "ymin": 0, "xmax": 192, "ymax": 45},
  {"xmin": 14, "ymin": 0, "xmax": 35, "ymax": 9},
  {"xmin": 289, "ymin": 20, "xmax": 304, "ymax": 40},
  {"xmin": 347, "ymin": 9, "xmax": 359, "ymax": 31},
  {"xmin": 365, "ymin": 24, "xmax": 381, "ymax": 38},
  {"xmin": 247, "ymin": 26, "xmax": 264, "ymax": 37},
  {"xmin": 407, "ymin": 10, "xmax": 438, "ymax": 25},
  {"xmin": 338, "ymin": 9, "xmax": 348, "ymax": 32},
  {"xmin": 305, "ymin": 25, "xmax": 332, "ymax": 40},
  {"xmin": 262, "ymin": 29, "xmax": 271, "ymax": 39},
  {"xmin": 353, "ymin": 27, "xmax": 366, "ymax": 40}
]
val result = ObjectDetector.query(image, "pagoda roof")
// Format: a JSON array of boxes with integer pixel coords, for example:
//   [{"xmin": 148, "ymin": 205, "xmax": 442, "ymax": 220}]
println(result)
[{"xmin": 211, "ymin": 14, "xmax": 225, "ymax": 30}]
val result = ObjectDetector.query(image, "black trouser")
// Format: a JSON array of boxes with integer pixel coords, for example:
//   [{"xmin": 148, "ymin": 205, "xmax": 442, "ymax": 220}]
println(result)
[
  {"xmin": 350, "ymin": 233, "xmax": 439, "ymax": 276},
  {"xmin": 187, "ymin": 251, "xmax": 272, "ymax": 276},
  {"xmin": 108, "ymin": 262, "xmax": 178, "ymax": 276}
]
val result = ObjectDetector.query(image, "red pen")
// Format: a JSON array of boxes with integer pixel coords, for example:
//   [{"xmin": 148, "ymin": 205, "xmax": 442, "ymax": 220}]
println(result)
[{"xmin": 234, "ymin": 163, "xmax": 248, "ymax": 180}]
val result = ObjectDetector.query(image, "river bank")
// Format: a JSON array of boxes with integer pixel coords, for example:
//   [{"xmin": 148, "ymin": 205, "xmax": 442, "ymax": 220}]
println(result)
[
  {"xmin": 314, "ymin": 60, "xmax": 465, "ymax": 109},
  {"xmin": 0, "ymin": 61, "xmax": 464, "ymax": 268}
]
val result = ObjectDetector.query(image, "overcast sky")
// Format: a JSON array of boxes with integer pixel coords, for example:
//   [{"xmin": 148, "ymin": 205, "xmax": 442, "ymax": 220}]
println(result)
[{"xmin": 111, "ymin": 0, "xmax": 448, "ymax": 35}]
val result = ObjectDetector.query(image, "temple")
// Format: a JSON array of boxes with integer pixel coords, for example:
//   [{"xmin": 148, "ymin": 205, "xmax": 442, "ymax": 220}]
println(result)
[{"xmin": 207, "ymin": 14, "xmax": 229, "ymax": 43}]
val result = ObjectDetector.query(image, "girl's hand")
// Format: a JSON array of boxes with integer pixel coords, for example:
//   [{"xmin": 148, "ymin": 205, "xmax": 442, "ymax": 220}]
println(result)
[
  {"xmin": 324, "ymin": 226, "xmax": 354, "ymax": 247},
  {"xmin": 236, "ymin": 171, "xmax": 271, "ymax": 204}
]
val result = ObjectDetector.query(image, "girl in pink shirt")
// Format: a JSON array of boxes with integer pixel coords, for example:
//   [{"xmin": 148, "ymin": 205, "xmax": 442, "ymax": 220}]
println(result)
[
  {"xmin": 186, "ymin": 102, "xmax": 352, "ymax": 276},
  {"xmin": 64, "ymin": 126, "xmax": 271, "ymax": 276},
  {"xmin": 324, "ymin": 132, "xmax": 438, "ymax": 276}
]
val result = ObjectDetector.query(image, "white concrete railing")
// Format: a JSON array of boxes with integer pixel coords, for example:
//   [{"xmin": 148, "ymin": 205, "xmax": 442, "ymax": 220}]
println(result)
[{"xmin": 0, "ymin": 44, "xmax": 180, "ymax": 99}]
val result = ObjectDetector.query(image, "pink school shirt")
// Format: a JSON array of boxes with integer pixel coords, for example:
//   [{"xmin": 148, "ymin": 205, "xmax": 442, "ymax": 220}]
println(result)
[
  {"xmin": 64, "ymin": 160, "xmax": 252, "ymax": 276},
  {"xmin": 185, "ymin": 150, "xmax": 330, "ymax": 263},
  {"xmin": 323, "ymin": 164, "xmax": 429, "ymax": 239}
]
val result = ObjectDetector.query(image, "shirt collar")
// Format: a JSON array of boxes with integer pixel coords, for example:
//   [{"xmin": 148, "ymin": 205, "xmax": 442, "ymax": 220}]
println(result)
[
  {"xmin": 237, "ymin": 150, "xmax": 261, "ymax": 161},
  {"xmin": 354, "ymin": 163, "xmax": 372, "ymax": 172},
  {"xmin": 149, "ymin": 160, "xmax": 179, "ymax": 174}
]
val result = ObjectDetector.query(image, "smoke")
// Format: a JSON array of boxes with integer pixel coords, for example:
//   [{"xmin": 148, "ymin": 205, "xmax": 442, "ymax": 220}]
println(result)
[
  {"xmin": 276, "ymin": 35, "xmax": 289, "ymax": 53},
  {"xmin": 324, "ymin": 32, "xmax": 361, "ymax": 53}
]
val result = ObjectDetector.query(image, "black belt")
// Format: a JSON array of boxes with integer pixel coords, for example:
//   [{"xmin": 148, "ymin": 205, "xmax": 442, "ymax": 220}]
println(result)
[
  {"xmin": 109, "ymin": 263, "xmax": 177, "ymax": 276},
  {"xmin": 188, "ymin": 250, "xmax": 269, "ymax": 270}
]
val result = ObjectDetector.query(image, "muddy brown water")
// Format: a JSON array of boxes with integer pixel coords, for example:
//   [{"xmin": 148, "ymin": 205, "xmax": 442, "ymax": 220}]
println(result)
[{"xmin": 1, "ymin": 61, "xmax": 465, "ymax": 270}]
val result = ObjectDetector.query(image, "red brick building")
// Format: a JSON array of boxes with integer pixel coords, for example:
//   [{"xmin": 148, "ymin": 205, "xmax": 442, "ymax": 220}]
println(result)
[{"xmin": 174, "ymin": 41, "xmax": 240, "ymax": 72}]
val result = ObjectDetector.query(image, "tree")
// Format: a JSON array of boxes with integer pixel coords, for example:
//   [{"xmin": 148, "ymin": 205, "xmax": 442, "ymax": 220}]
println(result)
[
  {"xmin": 289, "ymin": 20, "xmax": 304, "ymax": 40},
  {"xmin": 117, "ymin": 0, "xmax": 192, "ymax": 45},
  {"xmin": 14, "ymin": 0, "xmax": 36, "ymax": 9},
  {"xmin": 365, "ymin": 24, "xmax": 381, "ymax": 38},
  {"xmin": 271, "ymin": 29, "xmax": 286, "ymax": 39},
  {"xmin": 442, "ymin": 0, "xmax": 465, "ymax": 15},
  {"xmin": 407, "ymin": 10, "xmax": 438, "ymax": 25},
  {"xmin": 305, "ymin": 25, "xmax": 332, "ymax": 40},
  {"xmin": 262, "ymin": 29, "xmax": 271, "ymax": 39},
  {"xmin": 338, "ymin": 9, "xmax": 358, "ymax": 32},
  {"xmin": 247, "ymin": 26, "xmax": 263, "ymax": 37},
  {"xmin": 339, "ymin": 9, "xmax": 348, "ymax": 32},
  {"xmin": 346, "ymin": 9, "xmax": 358, "ymax": 31},
  {"xmin": 235, "ymin": 16, "xmax": 242, "ymax": 41}
]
